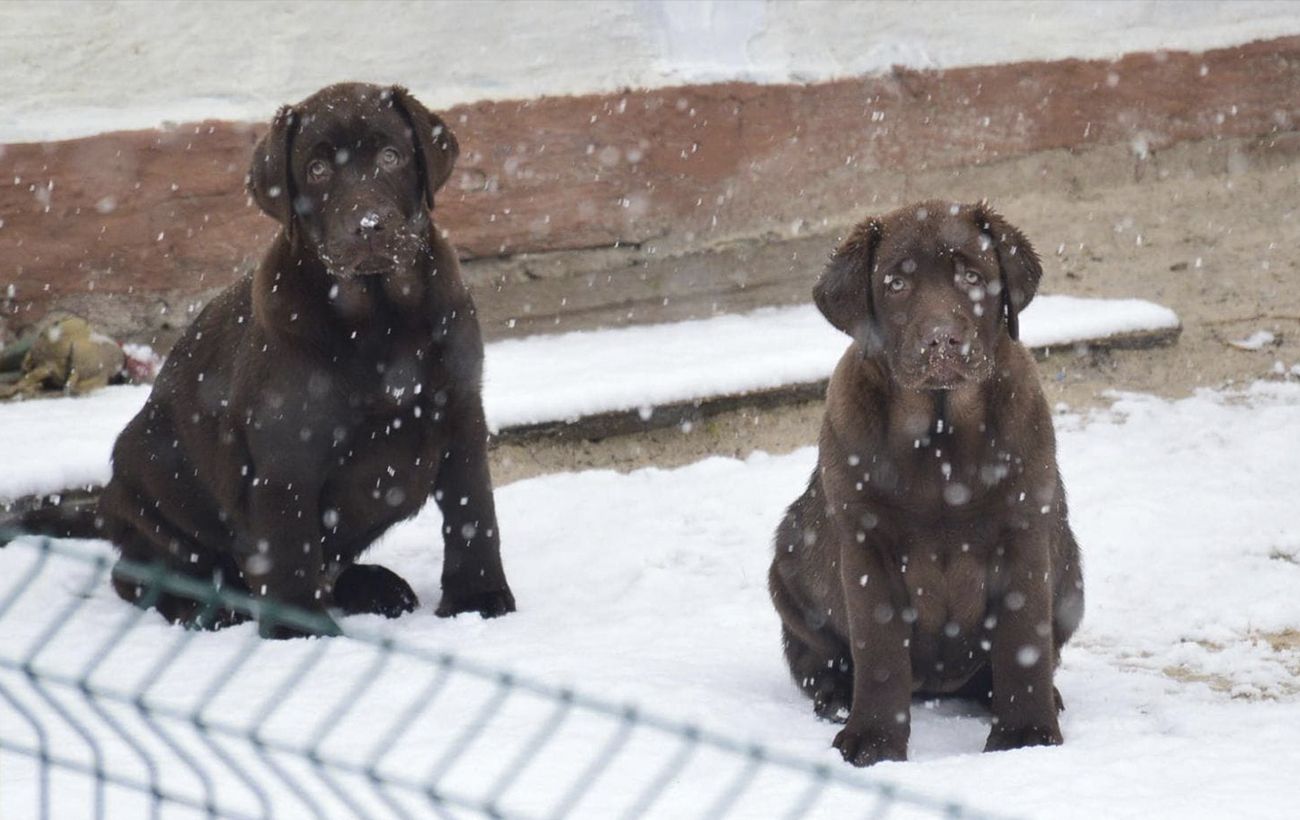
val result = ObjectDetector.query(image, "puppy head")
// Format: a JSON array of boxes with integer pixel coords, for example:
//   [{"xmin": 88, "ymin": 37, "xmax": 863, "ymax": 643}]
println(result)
[
  {"xmin": 247, "ymin": 83, "xmax": 459, "ymax": 277},
  {"xmin": 813, "ymin": 201, "xmax": 1042, "ymax": 390}
]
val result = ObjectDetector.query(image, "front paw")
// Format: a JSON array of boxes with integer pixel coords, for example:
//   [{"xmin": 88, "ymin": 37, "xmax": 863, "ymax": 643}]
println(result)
[
  {"xmin": 984, "ymin": 721, "xmax": 1063, "ymax": 753},
  {"xmin": 832, "ymin": 725, "xmax": 907, "ymax": 767},
  {"xmin": 259, "ymin": 615, "xmax": 343, "ymax": 640},
  {"xmin": 436, "ymin": 586, "xmax": 516, "ymax": 619},
  {"xmin": 333, "ymin": 564, "xmax": 419, "ymax": 618}
]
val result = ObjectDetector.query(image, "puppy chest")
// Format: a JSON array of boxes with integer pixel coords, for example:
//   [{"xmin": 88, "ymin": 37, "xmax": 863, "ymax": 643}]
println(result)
[
  {"xmin": 898, "ymin": 549, "xmax": 991, "ymax": 688},
  {"xmin": 864, "ymin": 423, "xmax": 1019, "ymax": 515},
  {"xmin": 302, "ymin": 381, "xmax": 448, "ymax": 478},
  {"xmin": 327, "ymin": 347, "xmax": 442, "ymax": 413},
  {"xmin": 326, "ymin": 408, "xmax": 445, "ymax": 481},
  {"xmin": 318, "ymin": 416, "xmax": 445, "ymax": 533},
  {"xmin": 900, "ymin": 552, "xmax": 987, "ymax": 630}
]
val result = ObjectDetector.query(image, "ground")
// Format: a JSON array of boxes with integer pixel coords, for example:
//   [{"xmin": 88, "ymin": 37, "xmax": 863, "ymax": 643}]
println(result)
[
  {"xmin": 2, "ymin": 122, "xmax": 1299, "ymax": 820},
  {"xmin": 490, "ymin": 136, "xmax": 1300, "ymax": 482},
  {"xmin": 2, "ymin": 381, "xmax": 1298, "ymax": 818}
]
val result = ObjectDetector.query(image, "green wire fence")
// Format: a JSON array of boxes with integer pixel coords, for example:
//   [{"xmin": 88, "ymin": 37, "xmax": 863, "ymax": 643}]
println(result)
[{"xmin": 0, "ymin": 536, "xmax": 997, "ymax": 820}]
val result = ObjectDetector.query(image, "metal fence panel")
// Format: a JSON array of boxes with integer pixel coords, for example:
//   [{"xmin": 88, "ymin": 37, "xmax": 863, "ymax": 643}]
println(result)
[{"xmin": 0, "ymin": 536, "xmax": 997, "ymax": 820}]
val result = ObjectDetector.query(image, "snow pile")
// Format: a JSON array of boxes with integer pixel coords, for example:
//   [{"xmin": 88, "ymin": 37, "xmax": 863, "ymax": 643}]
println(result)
[{"xmin": 2, "ymin": 382, "xmax": 1299, "ymax": 817}]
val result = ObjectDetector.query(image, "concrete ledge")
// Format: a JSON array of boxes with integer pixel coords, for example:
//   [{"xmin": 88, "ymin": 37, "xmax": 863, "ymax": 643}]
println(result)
[{"xmin": 494, "ymin": 323, "xmax": 1182, "ymax": 445}]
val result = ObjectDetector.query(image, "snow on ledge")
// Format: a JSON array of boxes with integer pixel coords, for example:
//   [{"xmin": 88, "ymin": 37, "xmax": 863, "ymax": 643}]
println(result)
[
  {"xmin": 1019, "ymin": 295, "xmax": 1180, "ymax": 349},
  {"xmin": 0, "ymin": 295, "xmax": 1178, "ymax": 498},
  {"xmin": 483, "ymin": 295, "xmax": 1180, "ymax": 430}
]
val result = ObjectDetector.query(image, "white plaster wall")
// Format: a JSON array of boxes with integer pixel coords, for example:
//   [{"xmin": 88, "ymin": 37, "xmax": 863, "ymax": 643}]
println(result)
[{"xmin": 2, "ymin": 0, "xmax": 1299, "ymax": 142}]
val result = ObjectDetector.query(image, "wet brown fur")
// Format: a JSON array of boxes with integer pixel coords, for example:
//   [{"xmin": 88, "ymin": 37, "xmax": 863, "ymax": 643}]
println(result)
[
  {"xmin": 90, "ymin": 83, "xmax": 515, "ymax": 637},
  {"xmin": 769, "ymin": 201, "xmax": 1084, "ymax": 765}
]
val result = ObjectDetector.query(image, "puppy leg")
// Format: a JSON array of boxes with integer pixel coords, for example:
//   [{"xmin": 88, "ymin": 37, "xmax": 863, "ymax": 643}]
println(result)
[
  {"xmin": 111, "ymin": 546, "xmax": 204, "ymax": 626},
  {"xmin": 770, "ymin": 561, "xmax": 854, "ymax": 720},
  {"xmin": 102, "ymin": 485, "xmax": 250, "ymax": 629},
  {"xmin": 240, "ymin": 480, "xmax": 340, "ymax": 639},
  {"xmin": 780, "ymin": 624, "xmax": 854, "ymax": 722},
  {"xmin": 332, "ymin": 564, "xmax": 419, "ymax": 618},
  {"xmin": 110, "ymin": 540, "xmax": 252, "ymax": 630},
  {"xmin": 433, "ymin": 402, "xmax": 515, "ymax": 619},
  {"xmin": 1053, "ymin": 525, "xmax": 1086, "ymax": 654},
  {"xmin": 984, "ymin": 528, "xmax": 1063, "ymax": 752},
  {"xmin": 832, "ymin": 535, "xmax": 912, "ymax": 767}
]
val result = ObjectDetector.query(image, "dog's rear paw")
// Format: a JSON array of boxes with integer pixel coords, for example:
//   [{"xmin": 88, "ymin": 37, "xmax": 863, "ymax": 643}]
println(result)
[
  {"xmin": 188, "ymin": 607, "xmax": 252, "ymax": 631},
  {"xmin": 813, "ymin": 690, "xmax": 852, "ymax": 724},
  {"xmin": 333, "ymin": 564, "xmax": 419, "ymax": 618},
  {"xmin": 260, "ymin": 615, "xmax": 344, "ymax": 640},
  {"xmin": 832, "ymin": 725, "xmax": 907, "ymax": 767},
  {"xmin": 984, "ymin": 722, "xmax": 1063, "ymax": 753},
  {"xmin": 435, "ymin": 586, "xmax": 516, "ymax": 619}
]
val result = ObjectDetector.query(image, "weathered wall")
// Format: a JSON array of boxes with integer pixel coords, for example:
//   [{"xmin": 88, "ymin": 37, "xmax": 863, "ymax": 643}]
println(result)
[{"xmin": 3, "ymin": 1, "xmax": 1300, "ymax": 345}]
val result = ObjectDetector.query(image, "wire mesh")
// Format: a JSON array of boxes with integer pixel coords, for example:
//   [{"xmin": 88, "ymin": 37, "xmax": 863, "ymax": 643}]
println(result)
[{"xmin": 0, "ymin": 535, "xmax": 1001, "ymax": 820}]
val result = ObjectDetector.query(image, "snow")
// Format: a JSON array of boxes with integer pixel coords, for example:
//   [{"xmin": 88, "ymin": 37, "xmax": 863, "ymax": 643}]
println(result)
[
  {"xmin": 0, "ymin": 297, "xmax": 1178, "ymax": 495},
  {"xmin": 478, "ymin": 294, "xmax": 1178, "ymax": 430},
  {"xmin": 1018, "ymin": 295, "xmax": 1179, "ymax": 348},
  {"xmin": 2, "ymin": 381, "xmax": 1299, "ymax": 818},
  {"xmin": 0, "ymin": 384, "xmax": 151, "ymax": 501},
  {"xmin": 1229, "ymin": 329, "xmax": 1278, "ymax": 351},
  {"xmin": 4, "ymin": 2, "xmax": 1300, "ymax": 142}
]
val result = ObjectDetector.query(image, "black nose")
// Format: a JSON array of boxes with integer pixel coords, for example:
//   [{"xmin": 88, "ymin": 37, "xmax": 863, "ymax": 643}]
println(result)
[
  {"xmin": 924, "ymin": 322, "xmax": 967, "ymax": 350},
  {"xmin": 354, "ymin": 210, "xmax": 391, "ymax": 236}
]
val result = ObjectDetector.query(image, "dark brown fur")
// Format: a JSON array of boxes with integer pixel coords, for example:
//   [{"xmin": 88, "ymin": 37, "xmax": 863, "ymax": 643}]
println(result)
[
  {"xmin": 769, "ymin": 201, "xmax": 1084, "ymax": 765},
  {"xmin": 79, "ymin": 83, "xmax": 513, "ymax": 637}
]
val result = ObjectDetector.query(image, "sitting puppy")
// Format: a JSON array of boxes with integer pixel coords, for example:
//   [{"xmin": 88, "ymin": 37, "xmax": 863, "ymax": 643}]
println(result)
[
  {"xmin": 59, "ymin": 83, "xmax": 514, "ymax": 636},
  {"xmin": 769, "ymin": 202, "xmax": 1084, "ymax": 765}
]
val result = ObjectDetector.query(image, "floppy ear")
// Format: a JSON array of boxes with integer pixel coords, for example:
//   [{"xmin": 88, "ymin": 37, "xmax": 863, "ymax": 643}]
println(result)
[
  {"xmin": 974, "ymin": 203, "xmax": 1041, "ymax": 341},
  {"xmin": 389, "ymin": 86, "xmax": 459, "ymax": 209},
  {"xmin": 247, "ymin": 105, "xmax": 299, "ymax": 231},
  {"xmin": 813, "ymin": 219, "xmax": 884, "ymax": 349}
]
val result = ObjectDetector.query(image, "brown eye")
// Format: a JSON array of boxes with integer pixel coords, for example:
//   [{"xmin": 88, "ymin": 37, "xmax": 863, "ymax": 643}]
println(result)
[
  {"xmin": 379, "ymin": 146, "xmax": 401, "ymax": 168},
  {"xmin": 963, "ymin": 270, "xmax": 984, "ymax": 286},
  {"xmin": 307, "ymin": 159, "xmax": 331, "ymax": 181}
]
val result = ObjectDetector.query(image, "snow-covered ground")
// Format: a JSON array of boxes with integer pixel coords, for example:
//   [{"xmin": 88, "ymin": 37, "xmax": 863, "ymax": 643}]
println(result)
[{"xmin": 2, "ymin": 378, "xmax": 1299, "ymax": 818}]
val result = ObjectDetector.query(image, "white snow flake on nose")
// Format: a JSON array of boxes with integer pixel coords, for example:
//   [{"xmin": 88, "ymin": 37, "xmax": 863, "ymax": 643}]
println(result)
[{"xmin": 360, "ymin": 212, "xmax": 380, "ymax": 229}]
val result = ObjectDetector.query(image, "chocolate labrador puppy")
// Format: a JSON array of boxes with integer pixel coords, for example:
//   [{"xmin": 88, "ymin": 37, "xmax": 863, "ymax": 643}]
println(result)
[
  {"xmin": 769, "ymin": 201, "xmax": 1084, "ymax": 765},
  {"xmin": 17, "ymin": 83, "xmax": 515, "ymax": 637}
]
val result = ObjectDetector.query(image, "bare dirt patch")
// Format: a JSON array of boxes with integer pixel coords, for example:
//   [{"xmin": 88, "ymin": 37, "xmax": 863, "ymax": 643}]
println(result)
[{"xmin": 1160, "ymin": 633, "xmax": 1300, "ymax": 700}]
